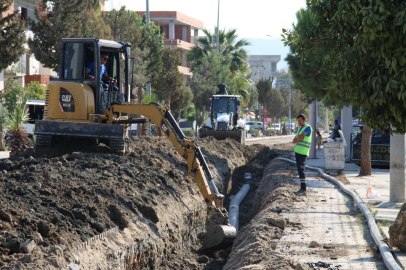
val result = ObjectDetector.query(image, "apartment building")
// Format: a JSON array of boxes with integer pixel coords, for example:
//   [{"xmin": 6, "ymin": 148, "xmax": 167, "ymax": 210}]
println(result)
[
  {"xmin": 136, "ymin": 11, "xmax": 203, "ymax": 77},
  {"xmin": 249, "ymin": 55, "xmax": 281, "ymax": 83},
  {"xmin": 0, "ymin": 0, "xmax": 107, "ymax": 90}
]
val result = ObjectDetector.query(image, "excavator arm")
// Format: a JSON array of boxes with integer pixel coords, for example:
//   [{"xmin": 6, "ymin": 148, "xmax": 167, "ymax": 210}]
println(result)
[
  {"xmin": 100, "ymin": 103, "xmax": 224, "ymax": 208},
  {"xmin": 100, "ymin": 103, "xmax": 237, "ymax": 249}
]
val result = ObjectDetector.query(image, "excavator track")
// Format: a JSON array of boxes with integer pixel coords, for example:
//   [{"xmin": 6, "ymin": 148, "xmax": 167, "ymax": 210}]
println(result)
[
  {"xmin": 109, "ymin": 139, "xmax": 125, "ymax": 154},
  {"xmin": 35, "ymin": 134, "xmax": 52, "ymax": 149}
]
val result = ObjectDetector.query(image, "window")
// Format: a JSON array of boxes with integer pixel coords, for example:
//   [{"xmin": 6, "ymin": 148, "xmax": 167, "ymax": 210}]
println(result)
[
  {"xmin": 271, "ymin": 63, "xmax": 277, "ymax": 72},
  {"xmin": 21, "ymin": 7, "xmax": 27, "ymax": 21},
  {"xmin": 63, "ymin": 43, "xmax": 85, "ymax": 80}
]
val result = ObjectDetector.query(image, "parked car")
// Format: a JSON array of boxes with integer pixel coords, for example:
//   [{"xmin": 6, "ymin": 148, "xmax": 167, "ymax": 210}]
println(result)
[
  {"xmin": 351, "ymin": 127, "xmax": 389, "ymax": 167},
  {"xmin": 246, "ymin": 121, "xmax": 264, "ymax": 131}
]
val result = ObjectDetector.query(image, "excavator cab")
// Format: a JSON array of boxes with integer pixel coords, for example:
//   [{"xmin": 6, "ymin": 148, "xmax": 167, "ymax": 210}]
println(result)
[{"xmin": 59, "ymin": 38, "xmax": 131, "ymax": 114}]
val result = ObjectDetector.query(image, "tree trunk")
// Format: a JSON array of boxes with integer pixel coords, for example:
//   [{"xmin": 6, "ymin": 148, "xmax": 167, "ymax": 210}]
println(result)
[{"xmin": 359, "ymin": 123, "xmax": 372, "ymax": 176}]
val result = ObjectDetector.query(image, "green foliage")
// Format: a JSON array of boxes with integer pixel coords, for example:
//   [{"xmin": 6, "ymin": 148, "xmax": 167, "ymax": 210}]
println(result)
[
  {"xmin": 187, "ymin": 28, "xmax": 250, "ymax": 76},
  {"xmin": 102, "ymin": 8, "xmax": 164, "ymax": 89},
  {"xmin": 29, "ymin": 0, "xmax": 112, "ymax": 71},
  {"xmin": 2, "ymin": 78, "xmax": 24, "ymax": 115},
  {"xmin": 256, "ymin": 78, "xmax": 286, "ymax": 118},
  {"xmin": 4, "ymin": 93, "xmax": 31, "ymax": 157},
  {"xmin": 25, "ymin": 82, "xmax": 46, "ymax": 100},
  {"xmin": 171, "ymin": 84, "xmax": 193, "ymax": 116},
  {"xmin": 250, "ymin": 129, "xmax": 260, "ymax": 137},
  {"xmin": 182, "ymin": 129, "xmax": 195, "ymax": 138},
  {"xmin": 5, "ymin": 95, "xmax": 28, "ymax": 131},
  {"xmin": 188, "ymin": 28, "xmax": 253, "ymax": 112},
  {"xmin": 263, "ymin": 129, "xmax": 275, "ymax": 136},
  {"xmin": 154, "ymin": 47, "xmax": 184, "ymax": 106},
  {"xmin": 283, "ymin": 1, "xmax": 406, "ymax": 133},
  {"xmin": 0, "ymin": 0, "xmax": 26, "ymax": 71},
  {"xmin": 138, "ymin": 15, "xmax": 164, "ymax": 88}
]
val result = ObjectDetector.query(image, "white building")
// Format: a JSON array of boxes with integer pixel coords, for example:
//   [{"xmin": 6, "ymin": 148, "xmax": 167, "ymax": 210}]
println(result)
[{"xmin": 248, "ymin": 55, "xmax": 281, "ymax": 83}]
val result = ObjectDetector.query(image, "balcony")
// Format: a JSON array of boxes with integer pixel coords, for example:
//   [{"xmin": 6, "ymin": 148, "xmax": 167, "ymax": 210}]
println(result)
[{"xmin": 163, "ymin": 39, "xmax": 195, "ymax": 50}]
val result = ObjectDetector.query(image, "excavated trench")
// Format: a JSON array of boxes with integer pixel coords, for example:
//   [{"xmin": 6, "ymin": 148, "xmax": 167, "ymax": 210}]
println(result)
[{"xmin": 0, "ymin": 136, "xmax": 292, "ymax": 269}]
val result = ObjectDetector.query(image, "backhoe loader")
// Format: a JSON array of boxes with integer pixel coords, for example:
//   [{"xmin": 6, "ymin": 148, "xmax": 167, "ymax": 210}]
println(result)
[
  {"xmin": 34, "ymin": 38, "xmax": 236, "ymax": 249},
  {"xmin": 199, "ymin": 84, "xmax": 246, "ymax": 144}
]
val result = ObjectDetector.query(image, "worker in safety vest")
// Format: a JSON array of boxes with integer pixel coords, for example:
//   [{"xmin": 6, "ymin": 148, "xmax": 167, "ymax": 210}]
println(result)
[{"xmin": 292, "ymin": 114, "xmax": 313, "ymax": 195}]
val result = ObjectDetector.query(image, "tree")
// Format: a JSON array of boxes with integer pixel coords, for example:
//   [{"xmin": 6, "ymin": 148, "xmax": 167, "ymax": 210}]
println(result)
[
  {"xmin": 138, "ymin": 15, "xmax": 164, "ymax": 88},
  {"xmin": 101, "ymin": 7, "xmax": 142, "ymax": 48},
  {"xmin": 155, "ymin": 47, "xmax": 183, "ymax": 106},
  {"xmin": 291, "ymin": 90, "xmax": 307, "ymax": 118},
  {"xmin": 29, "ymin": 0, "xmax": 112, "ymax": 71},
  {"xmin": 170, "ymin": 84, "xmax": 193, "ymax": 123},
  {"xmin": 101, "ymin": 8, "xmax": 151, "ymax": 102},
  {"xmin": 1, "ymin": 78, "xmax": 24, "ymax": 115},
  {"xmin": 130, "ymin": 47, "xmax": 150, "ymax": 102},
  {"xmin": 187, "ymin": 28, "xmax": 250, "ymax": 76},
  {"xmin": 0, "ymin": 0, "xmax": 26, "ymax": 71},
  {"xmin": 283, "ymin": 7, "xmax": 371, "ymax": 175},
  {"xmin": 102, "ymin": 9, "xmax": 164, "ymax": 89},
  {"xmin": 189, "ymin": 51, "xmax": 234, "ymax": 129},
  {"xmin": 25, "ymin": 82, "xmax": 46, "ymax": 100},
  {"xmin": 256, "ymin": 78, "xmax": 286, "ymax": 119}
]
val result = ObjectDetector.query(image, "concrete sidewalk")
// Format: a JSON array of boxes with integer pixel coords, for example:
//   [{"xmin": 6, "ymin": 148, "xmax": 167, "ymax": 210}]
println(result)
[
  {"xmin": 305, "ymin": 148, "xmax": 406, "ymax": 267},
  {"xmin": 306, "ymin": 147, "xmax": 397, "ymax": 222}
]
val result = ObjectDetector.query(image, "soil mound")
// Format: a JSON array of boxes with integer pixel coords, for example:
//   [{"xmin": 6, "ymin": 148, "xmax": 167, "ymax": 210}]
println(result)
[{"xmin": 0, "ymin": 136, "xmax": 278, "ymax": 269}]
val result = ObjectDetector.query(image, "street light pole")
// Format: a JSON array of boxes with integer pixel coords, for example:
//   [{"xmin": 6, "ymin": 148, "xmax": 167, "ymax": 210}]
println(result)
[{"xmin": 216, "ymin": 0, "xmax": 220, "ymax": 54}]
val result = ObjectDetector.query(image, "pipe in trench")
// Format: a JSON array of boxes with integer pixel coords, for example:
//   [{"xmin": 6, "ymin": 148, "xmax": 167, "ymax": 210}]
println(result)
[
  {"xmin": 275, "ymin": 157, "xmax": 402, "ymax": 270},
  {"xmin": 228, "ymin": 184, "xmax": 250, "ymax": 230}
]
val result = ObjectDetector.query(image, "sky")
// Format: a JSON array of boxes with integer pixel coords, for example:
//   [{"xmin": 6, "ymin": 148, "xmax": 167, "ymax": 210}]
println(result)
[{"xmin": 116, "ymin": 0, "xmax": 307, "ymax": 70}]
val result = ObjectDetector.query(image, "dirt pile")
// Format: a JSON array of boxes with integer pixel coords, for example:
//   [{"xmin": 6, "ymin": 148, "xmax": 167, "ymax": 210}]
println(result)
[
  {"xmin": 0, "ymin": 136, "xmax": 279, "ymax": 269},
  {"xmin": 223, "ymin": 159, "xmax": 311, "ymax": 270}
]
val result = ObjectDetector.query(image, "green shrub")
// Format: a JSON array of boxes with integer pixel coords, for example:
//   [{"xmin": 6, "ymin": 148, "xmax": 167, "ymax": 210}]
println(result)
[
  {"xmin": 250, "ymin": 129, "xmax": 260, "ymax": 137},
  {"xmin": 182, "ymin": 129, "xmax": 195, "ymax": 138},
  {"xmin": 264, "ymin": 129, "xmax": 275, "ymax": 136}
]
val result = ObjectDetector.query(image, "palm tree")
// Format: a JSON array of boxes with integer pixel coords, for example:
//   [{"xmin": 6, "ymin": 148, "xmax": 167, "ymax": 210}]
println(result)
[
  {"xmin": 5, "ymin": 94, "xmax": 31, "ymax": 157},
  {"xmin": 187, "ymin": 28, "xmax": 250, "ymax": 77}
]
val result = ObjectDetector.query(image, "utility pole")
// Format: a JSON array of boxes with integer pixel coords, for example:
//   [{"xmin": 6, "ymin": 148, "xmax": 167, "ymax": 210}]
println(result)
[
  {"xmin": 309, "ymin": 101, "xmax": 317, "ymax": 159},
  {"xmin": 288, "ymin": 76, "xmax": 292, "ymax": 135}
]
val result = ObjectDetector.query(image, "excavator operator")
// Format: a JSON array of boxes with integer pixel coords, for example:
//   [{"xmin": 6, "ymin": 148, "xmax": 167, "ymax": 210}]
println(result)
[{"xmin": 85, "ymin": 53, "xmax": 118, "ymax": 92}]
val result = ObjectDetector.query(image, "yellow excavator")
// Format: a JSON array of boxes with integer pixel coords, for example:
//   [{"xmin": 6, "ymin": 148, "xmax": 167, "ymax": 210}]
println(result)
[{"xmin": 34, "ymin": 38, "xmax": 236, "ymax": 249}]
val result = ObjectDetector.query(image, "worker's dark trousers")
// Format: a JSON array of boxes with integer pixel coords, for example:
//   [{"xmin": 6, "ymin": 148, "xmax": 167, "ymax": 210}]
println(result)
[{"xmin": 295, "ymin": 152, "xmax": 307, "ymax": 191}]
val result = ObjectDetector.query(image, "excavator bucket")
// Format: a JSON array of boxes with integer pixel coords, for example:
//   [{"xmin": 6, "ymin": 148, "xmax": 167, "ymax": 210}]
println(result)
[
  {"xmin": 200, "ymin": 224, "xmax": 237, "ymax": 250},
  {"xmin": 199, "ymin": 129, "xmax": 246, "ymax": 145}
]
